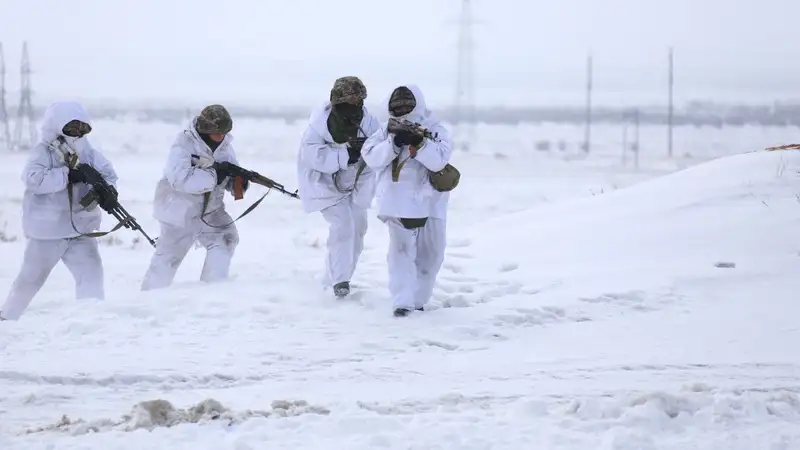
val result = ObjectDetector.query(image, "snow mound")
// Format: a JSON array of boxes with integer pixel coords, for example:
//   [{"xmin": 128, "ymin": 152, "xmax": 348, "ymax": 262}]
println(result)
[
  {"xmin": 444, "ymin": 150, "xmax": 800, "ymax": 305},
  {"xmin": 20, "ymin": 398, "xmax": 330, "ymax": 436}
]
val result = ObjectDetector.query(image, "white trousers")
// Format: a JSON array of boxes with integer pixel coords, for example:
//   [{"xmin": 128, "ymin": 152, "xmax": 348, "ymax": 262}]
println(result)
[
  {"xmin": 385, "ymin": 217, "xmax": 447, "ymax": 310},
  {"xmin": 140, "ymin": 217, "xmax": 239, "ymax": 291},
  {"xmin": 320, "ymin": 197, "xmax": 368, "ymax": 286},
  {"xmin": 1, "ymin": 237, "xmax": 104, "ymax": 321}
]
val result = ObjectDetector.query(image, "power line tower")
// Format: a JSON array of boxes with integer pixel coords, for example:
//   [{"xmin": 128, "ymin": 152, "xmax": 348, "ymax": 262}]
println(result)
[
  {"xmin": 13, "ymin": 41, "xmax": 36, "ymax": 151},
  {"xmin": 0, "ymin": 43, "xmax": 10, "ymax": 151},
  {"xmin": 453, "ymin": 0, "xmax": 476, "ymax": 152}
]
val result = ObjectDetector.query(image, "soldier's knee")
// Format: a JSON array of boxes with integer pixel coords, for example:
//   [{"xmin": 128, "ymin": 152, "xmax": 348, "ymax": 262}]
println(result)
[{"xmin": 223, "ymin": 228, "xmax": 239, "ymax": 249}]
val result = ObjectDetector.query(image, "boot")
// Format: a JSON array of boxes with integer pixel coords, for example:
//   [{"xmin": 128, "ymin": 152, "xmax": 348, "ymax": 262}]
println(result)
[{"xmin": 333, "ymin": 281, "xmax": 350, "ymax": 298}]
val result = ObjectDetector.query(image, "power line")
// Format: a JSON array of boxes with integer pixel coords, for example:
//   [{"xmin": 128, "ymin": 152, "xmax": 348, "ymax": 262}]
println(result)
[
  {"xmin": 453, "ymin": 0, "xmax": 476, "ymax": 152},
  {"xmin": 0, "ymin": 43, "xmax": 10, "ymax": 151},
  {"xmin": 12, "ymin": 41, "xmax": 36, "ymax": 151}
]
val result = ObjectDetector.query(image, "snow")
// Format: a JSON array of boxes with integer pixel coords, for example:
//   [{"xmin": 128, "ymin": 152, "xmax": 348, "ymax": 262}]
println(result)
[{"xmin": 1, "ymin": 119, "xmax": 800, "ymax": 449}]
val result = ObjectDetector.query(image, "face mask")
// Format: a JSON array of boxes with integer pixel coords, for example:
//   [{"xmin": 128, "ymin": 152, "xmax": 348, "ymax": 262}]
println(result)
[
  {"xmin": 60, "ymin": 136, "xmax": 80, "ymax": 148},
  {"xmin": 332, "ymin": 103, "xmax": 363, "ymax": 123}
]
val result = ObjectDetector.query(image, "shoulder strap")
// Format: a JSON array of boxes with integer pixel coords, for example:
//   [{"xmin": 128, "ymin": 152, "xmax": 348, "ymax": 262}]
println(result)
[
  {"xmin": 62, "ymin": 149, "xmax": 129, "ymax": 239},
  {"xmin": 66, "ymin": 183, "xmax": 127, "ymax": 239},
  {"xmin": 199, "ymin": 190, "xmax": 269, "ymax": 229},
  {"xmin": 391, "ymin": 147, "xmax": 416, "ymax": 182}
]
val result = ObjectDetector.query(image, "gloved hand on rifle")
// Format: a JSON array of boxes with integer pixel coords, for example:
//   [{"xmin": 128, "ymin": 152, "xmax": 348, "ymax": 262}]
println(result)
[
  {"xmin": 67, "ymin": 167, "xmax": 88, "ymax": 184},
  {"xmin": 346, "ymin": 137, "xmax": 366, "ymax": 165},
  {"xmin": 213, "ymin": 161, "xmax": 233, "ymax": 185},
  {"xmin": 392, "ymin": 130, "xmax": 423, "ymax": 148},
  {"xmin": 213, "ymin": 161, "xmax": 250, "ymax": 195}
]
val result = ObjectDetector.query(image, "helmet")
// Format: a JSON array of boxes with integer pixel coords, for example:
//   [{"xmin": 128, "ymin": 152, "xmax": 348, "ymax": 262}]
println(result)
[
  {"xmin": 195, "ymin": 104, "xmax": 233, "ymax": 134},
  {"xmin": 330, "ymin": 76, "xmax": 367, "ymax": 106}
]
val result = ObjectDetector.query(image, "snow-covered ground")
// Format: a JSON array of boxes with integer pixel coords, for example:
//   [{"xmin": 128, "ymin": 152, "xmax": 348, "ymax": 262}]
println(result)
[{"xmin": 1, "ymin": 119, "xmax": 799, "ymax": 449}]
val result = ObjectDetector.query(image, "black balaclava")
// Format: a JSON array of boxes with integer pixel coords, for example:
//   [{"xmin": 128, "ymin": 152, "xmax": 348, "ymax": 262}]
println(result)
[
  {"xmin": 389, "ymin": 86, "xmax": 416, "ymax": 117},
  {"xmin": 196, "ymin": 125, "xmax": 223, "ymax": 151},
  {"xmin": 328, "ymin": 101, "xmax": 364, "ymax": 144}
]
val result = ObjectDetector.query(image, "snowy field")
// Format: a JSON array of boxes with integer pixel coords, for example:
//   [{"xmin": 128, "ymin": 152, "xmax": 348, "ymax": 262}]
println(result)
[{"xmin": 1, "ymin": 119, "xmax": 800, "ymax": 449}]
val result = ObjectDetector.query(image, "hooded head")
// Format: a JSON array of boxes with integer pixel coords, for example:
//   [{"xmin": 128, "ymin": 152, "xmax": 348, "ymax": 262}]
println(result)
[
  {"xmin": 385, "ymin": 84, "xmax": 432, "ymax": 124},
  {"xmin": 40, "ymin": 101, "xmax": 92, "ymax": 144}
]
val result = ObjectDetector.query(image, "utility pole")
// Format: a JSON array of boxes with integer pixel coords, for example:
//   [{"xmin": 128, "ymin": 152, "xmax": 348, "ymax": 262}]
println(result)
[
  {"xmin": 0, "ymin": 43, "xmax": 11, "ymax": 151},
  {"xmin": 454, "ymin": 0, "xmax": 476, "ymax": 152},
  {"xmin": 583, "ymin": 52, "xmax": 593, "ymax": 153},
  {"xmin": 633, "ymin": 108, "xmax": 640, "ymax": 170},
  {"xmin": 667, "ymin": 47, "xmax": 674, "ymax": 158},
  {"xmin": 13, "ymin": 41, "xmax": 36, "ymax": 151}
]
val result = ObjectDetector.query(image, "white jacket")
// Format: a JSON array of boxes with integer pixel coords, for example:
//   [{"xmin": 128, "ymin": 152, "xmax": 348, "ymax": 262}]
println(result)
[
  {"xmin": 21, "ymin": 101, "xmax": 119, "ymax": 240},
  {"xmin": 296, "ymin": 102, "xmax": 381, "ymax": 213},
  {"xmin": 361, "ymin": 85, "xmax": 453, "ymax": 220},
  {"xmin": 152, "ymin": 119, "xmax": 240, "ymax": 229}
]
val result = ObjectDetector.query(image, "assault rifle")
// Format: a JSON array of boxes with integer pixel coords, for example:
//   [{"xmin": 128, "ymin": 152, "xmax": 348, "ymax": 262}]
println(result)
[
  {"xmin": 191, "ymin": 156, "xmax": 300, "ymax": 200},
  {"xmin": 189, "ymin": 155, "xmax": 300, "ymax": 228},
  {"xmin": 57, "ymin": 137, "xmax": 157, "ymax": 247},
  {"xmin": 388, "ymin": 117, "xmax": 441, "ymax": 142}
]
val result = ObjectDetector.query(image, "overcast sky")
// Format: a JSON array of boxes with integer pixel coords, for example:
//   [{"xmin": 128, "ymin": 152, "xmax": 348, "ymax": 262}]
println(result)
[{"xmin": 2, "ymin": 0, "xmax": 799, "ymax": 109}]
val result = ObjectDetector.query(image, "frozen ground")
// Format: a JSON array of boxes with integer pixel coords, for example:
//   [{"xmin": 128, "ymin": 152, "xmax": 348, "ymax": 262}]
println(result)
[{"xmin": 0, "ymin": 120, "xmax": 799, "ymax": 449}]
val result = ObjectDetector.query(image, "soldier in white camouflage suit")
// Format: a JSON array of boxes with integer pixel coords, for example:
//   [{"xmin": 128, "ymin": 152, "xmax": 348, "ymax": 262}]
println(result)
[
  {"xmin": 1, "ymin": 101, "xmax": 119, "ymax": 321},
  {"xmin": 296, "ymin": 76, "xmax": 381, "ymax": 297},
  {"xmin": 141, "ymin": 105, "xmax": 247, "ymax": 291},
  {"xmin": 361, "ymin": 85, "xmax": 455, "ymax": 317}
]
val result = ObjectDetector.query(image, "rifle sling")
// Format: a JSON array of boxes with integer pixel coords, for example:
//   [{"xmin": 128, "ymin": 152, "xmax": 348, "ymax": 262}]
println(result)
[
  {"xmin": 66, "ymin": 182, "xmax": 127, "ymax": 239},
  {"xmin": 200, "ymin": 189, "xmax": 269, "ymax": 229},
  {"xmin": 391, "ymin": 147, "xmax": 416, "ymax": 182}
]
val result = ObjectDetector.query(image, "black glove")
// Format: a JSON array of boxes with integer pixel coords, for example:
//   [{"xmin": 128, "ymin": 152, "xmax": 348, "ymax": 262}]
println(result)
[
  {"xmin": 393, "ymin": 130, "xmax": 421, "ymax": 147},
  {"xmin": 347, "ymin": 137, "xmax": 366, "ymax": 165},
  {"xmin": 213, "ymin": 162, "xmax": 231, "ymax": 185},
  {"xmin": 347, "ymin": 148, "xmax": 359, "ymax": 165},
  {"xmin": 95, "ymin": 185, "xmax": 119, "ymax": 212},
  {"xmin": 406, "ymin": 132, "xmax": 423, "ymax": 147},
  {"xmin": 67, "ymin": 167, "xmax": 88, "ymax": 184}
]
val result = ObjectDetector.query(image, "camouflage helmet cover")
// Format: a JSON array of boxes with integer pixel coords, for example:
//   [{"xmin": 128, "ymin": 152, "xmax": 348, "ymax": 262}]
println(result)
[
  {"xmin": 195, "ymin": 104, "xmax": 233, "ymax": 134},
  {"xmin": 330, "ymin": 76, "xmax": 367, "ymax": 105}
]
